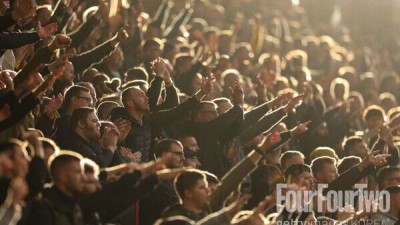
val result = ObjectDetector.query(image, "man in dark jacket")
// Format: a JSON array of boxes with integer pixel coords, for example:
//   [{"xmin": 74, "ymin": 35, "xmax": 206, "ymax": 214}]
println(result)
[
  {"xmin": 114, "ymin": 77, "xmax": 214, "ymax": 162},
  {"xmin": 28, "ymin": 151, "xmax": 85, "ymax": 225},
  {"xmin": 60, "ymin": 107, "xmax": 117, "ymax": 167}
]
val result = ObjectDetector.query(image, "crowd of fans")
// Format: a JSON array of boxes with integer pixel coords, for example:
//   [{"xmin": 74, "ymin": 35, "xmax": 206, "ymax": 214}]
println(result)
[{"xmin": 0, "ymin": 0, "xmax": 400, "ymax": 224}]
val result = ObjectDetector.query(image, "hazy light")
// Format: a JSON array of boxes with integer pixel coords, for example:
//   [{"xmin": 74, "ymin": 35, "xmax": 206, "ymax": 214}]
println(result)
[{"xmin": 292, "ymin": 0, "xmax": 300, "ymax": 6}]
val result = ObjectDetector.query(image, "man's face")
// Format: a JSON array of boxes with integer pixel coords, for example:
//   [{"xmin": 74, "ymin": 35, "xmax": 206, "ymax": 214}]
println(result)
[
  {"xmin": 390, "ymin": 192, "xmax": 400, "ymax": 211},
  {"xmin": 217, "ymin": 101, "xmax": 233, "ymax": 115},
  {"xmin": 181, "ymin": 137, "xmax": 200, "ymax": 152},
  {"xmin": 65, "ymin": 160, "xmax": 84, "ymax": 194},
  {"xmin": 73, "ymin": 91, "xmax": 92, "ymax": 109},
  {"xmin": 382, "ymin": 171, "xmax": 400, "ymax": 190},
  {"xmin": 82, "ymin": 172, "xmax": 101, "ymax": 194},
  {"xmin": 107, "ymin": 47, "xmax": 124, "ymax": 70},
  {"xmin": 127, "ymin": 88, "xmax": 150, "ymax": 112},
  {"xmin": 166, "ymin": 143, "xmax": 185, "ymax": 168},
  {"xmin": 197, "ymin": 104, "xmax": 218, "ymax": 122},
  {"xmin": 83, "ymin": 112, "xmax": 101, "ymax": 141},
  {"xmin": 63, "ymin": 61, "xmax": 75, "ymax": 85},
  {"xmin": 318, "ymin": 163, "xmax": 338, "ymax": 184},
  {"xmin": 184, "ymin": 157, "xmax": 201, "ymax": 169},
  {"xmin": 187, "ymin": 179, "xmax": 211, "ymax": 210},
  {"xmin": 295, "ymin": 171, "xmax": 314, "ymax": 190},
  {"xmin": 349, "ymin": 141, "xmax": 368, "ymax": 158},
  {"xmin": 144, "ymin": 44, "xmax": 161, "ymax": 62},
  {"xmin": 84, "ymin": 84, "xmax": 97, "ymax": 107}
]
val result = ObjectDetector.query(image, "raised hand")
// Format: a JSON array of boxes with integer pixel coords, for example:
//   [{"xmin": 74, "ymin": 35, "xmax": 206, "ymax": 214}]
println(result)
[
  {"xmin": 284, "ymin": 94, "xmax": 304, "ymax": 114},
  {"xmin": 256, "ymin": 132, "xmax": 281, "ymax": 154},
  {"xmin": 151, "ymin": 57, "xmax": 167, "ymax": 77},
  {"xmin": 290, "ymin": 121, "xmax": 311, "ymax": 136},
  {"xmin": 48, "ymin": 35, "xmax": 72, "ymax": 51},
  {"xmin": 47, "ymin": 54, "xmax": 72, "ymax": 73},
  {"xmin": 102, "ymin": 126, "xmax": 119, "ymax": 152},
  {"xmin": 111, "ymin": 27, "xmax": 129, "ymax": 47},
  {"xmin": 230, "ymin": 81, "xmax": 244, "ymax": 105},
  {"xmin": 44, "ymin": 94, "xmax": 63, "ymax": 118},
  {"xmin": 254, "ymin": 75, "xmax": 267, "ymax": 102},
  {"xmin": 358, "ymin": 150, "xmax": 391, "ymax": 171},
  {"xmin": 94, "ymin": 0, "xmax": 110, "ymax": 20},
  {"xmin": 0, "ymin": 71, "xmax": 14, "ymax": 91},
  {"xmin": 37, "ymin": 22, "xmax": 57, "ymax": 40},
  {"xmin": 269, "ymin": 92, "xmax": 293, "ymax": 109},
  {"xmin": 113, "ymin": 118, "xmax": 131, "ymax": 142},
  {"xmin": 196, "ymin": 76, "xmax": 215, "ymax": 101}
]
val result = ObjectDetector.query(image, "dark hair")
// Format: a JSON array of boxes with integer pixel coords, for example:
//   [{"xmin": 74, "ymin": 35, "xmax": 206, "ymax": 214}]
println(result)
[
  {"xmin": 173, "ymin": 53, "xmax": 192, "ymax": 68},
  {"xmin": 49, "ymin": 151, "xmax": 83, "ymax": 179},
  {"xmin": 191, "ymin": 101, "xmax": 217, "ymax": 120},
  {"xmin": 174, "ymin": 169, "xmax": 206, "ymax": 201},
  {"xmin": 280, "ymin": 151, "xmax": 305, "ymax": 170},
  {"xmin": 125, "ymin": 67, "xmax": 149, "ymax": 82},
  {"xmin": 121, "ymin": 87, "xmax": 139, "ymax": 107},
  {"xmin": 143, "ymin": 38, "xmax": 163, "ymax": 50},
  {"xmin": 70, "ymin": 107, "xmax": 96, "ymax": 130},
  {"xmin": 213, "ymin": 97, "xmax": 230, "ymax": 107},
  {"xmin": 363, "ymin": 105, "xmax": 385, "ymax": 122},
  {"xmin": 63, "ymin": 85, "xmax": 89, "ymax": 109},
  {"xmin": 97, "ymin": 101, "xmax": 119, "ymax": 120},
  {"xmin": 154, "ymin": 139, "xmax": 183, "ymax": 158},
  {"xmin": 310, "ymin": 156, "xmax": 336, "ymax": 178},
  {"xmin": 121, "ymin": 80, "xmax": 148, "ymax": 91},
  {"xmin": 284, "ymin": 164, "xmax": 311, "ymax": 180},
  {"xmin": 343, "ymin": 136, "xmax": 363, "ymax": 156},
  {"xmin": 204, "ymin": 171, "xmax": 219, "ymax": 184},
  {"xmin": 377, "ymin": 166, "xmax": 400, "ymax": 189},
  {"xmin": 338, "ymin": 156, "xmax": 361, "ymax": 174}
]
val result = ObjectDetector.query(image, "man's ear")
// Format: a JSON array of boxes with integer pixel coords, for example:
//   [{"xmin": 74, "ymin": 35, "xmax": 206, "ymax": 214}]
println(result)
[
  {"xmin": 71, "ymin": 96, "xmax": 78, "ymax": 105},
  {"xmin": 77, "ymin": 119, "xmax": 86, "ymax": 129},
  {"xmin": 184, "ymin": 189, "xmax": 193, "ymax": 199}
]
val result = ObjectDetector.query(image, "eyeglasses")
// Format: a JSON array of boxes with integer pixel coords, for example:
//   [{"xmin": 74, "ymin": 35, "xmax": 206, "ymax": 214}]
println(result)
[
  {"xmin": 169, "ymin": 151, "xmax": 185, "ymax": 157},
  {"xmin": 77, "ymin": 96, "xmax": 93, "ymax": 103}
]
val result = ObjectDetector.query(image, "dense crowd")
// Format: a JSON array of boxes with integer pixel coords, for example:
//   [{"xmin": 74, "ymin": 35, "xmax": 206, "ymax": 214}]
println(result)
[{"xmin": 0, "ymin": 0, "xmax": 400, "ymax": 225}]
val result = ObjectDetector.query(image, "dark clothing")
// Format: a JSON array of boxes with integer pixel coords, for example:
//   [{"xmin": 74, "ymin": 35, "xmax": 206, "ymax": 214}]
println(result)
[
  {"xmin": 0, "ymin": 92, "xmax": 39, "ymax": 131},
  {"xmin": 35, "ymin": 113, "xmax": 57, "ymax": 138},
  {"xmin": 147, "ymin": 76, "xmax": 179, "ymax": 112},
  {"xmin": 162, "ymin": 204, "xmax": 208, "ymax": 222},
  {"xmin": 80, "ymin": 171, "xmax": 159, "ymax": 224},
  {"xmin": 0, "ymin": 13, "xmax": 16, "ymax": 31},
  {"xmin": 60, "ymin": 131, "xmax": 114, "ymax": 167},
  {"xmin": 139, "ymin": 180, "xmax": 179, "ymax": 225},
  {"xmin": 113, "ymin": 95, "xmax": 200, "ymax": 162},
  {"xmin": 67, "ymin": 15, "xmax": 100, "ymax": 50},
  {"xmin": 28, "ymin": 186, "xmax": 84, "ymax": 225},
  {"xmin": 52, "ymin": 114, "xmax": 71, "ymax": 144},
  {"xmin": 13, "ymin": 46, "xmax": 53, "ymax": 87},
  {"xmin": 181, "ymin": 105, "xmax": 244, "ymax": 178},
  {"xmin": 0, "ymin": 32, "xmax": 39, "ymax": 57},
  {"xmin": 371, "ymin": 138, "xmax": 400, "ymax": 165},
  {"xmin": 70, "ymin": 40, "xmax": 115, "ymax": 75}
]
